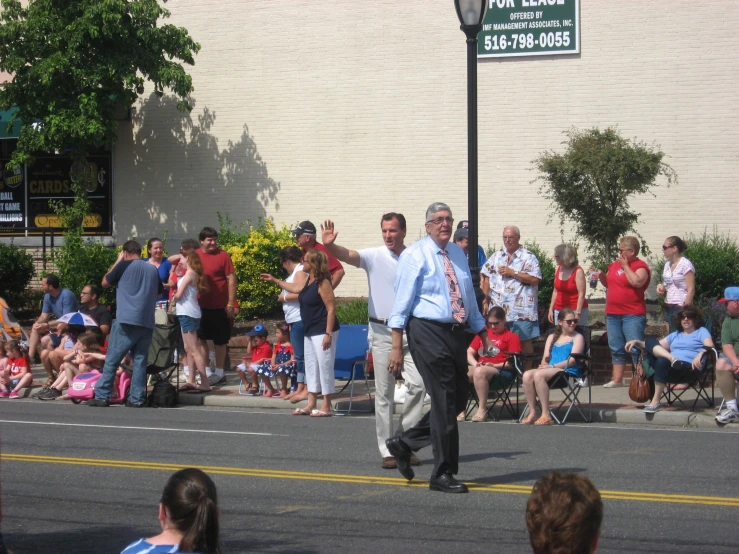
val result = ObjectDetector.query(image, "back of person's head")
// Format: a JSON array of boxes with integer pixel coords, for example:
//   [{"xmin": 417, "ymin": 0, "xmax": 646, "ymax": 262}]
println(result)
[
  {"xmin": 554, "ymin": 244, "xmax": 578, "ymax": 268},
  {"xmin": 78, "ymin": 332, "xmax": 102, "ymax": 353},
  {"xmin": 45, "ymin": 273, "xmax": 61, "ymax": 289},
  {"xmin": 526, "ymin": 471, "xmax": 603, "ymax": 554},
  {"xmin": 279, "ymin": 246, "xmax": 303, "ymax": 264},
  {"xmin": 184, "ymin": 249, "xmax": 209, "ymax": 293},
  {"xmin": 181, "ymin": 238, "xmax": 199, "ymax": 251},
  {"xmin": 122, "ymin": 240, "xmax": 143, "ymax": 256},
  {"xmin": 86, "ymin": 326, "xmax": 106, "ymax": 346},
  {"xmin": 87, "ymin": 284, "xmax": 103, "ymax": 301},
  {"xmin": 67, "ymin": 324, "xmax": 87, "ymax": 338},
  {"xmin": 5, "ymin": 340, "xmax": 19, "ymax": 356},
  {"xmin": 199, "ymin": 227, "xmax": 218, "ymax": 242},
  {"xmin": 161, "ymin": 468, "xmax": 220, "ymax": 554},
  {"xmin": 488, "ymin": 306, "xmax": 506, "ymax": 322}
]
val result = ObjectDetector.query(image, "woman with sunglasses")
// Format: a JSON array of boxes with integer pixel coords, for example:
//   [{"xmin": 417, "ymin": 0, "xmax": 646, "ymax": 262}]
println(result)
[
  {"xmin": 656, "ymin": 236, "xmax": 695, "ymax": 333},
  {"xmin": 625, "ymin": 304, "xmax": 714, "ymax": 413},
  {"xmin": 522, "ymin": 309, "xmax": 585, "ymax": 425}
]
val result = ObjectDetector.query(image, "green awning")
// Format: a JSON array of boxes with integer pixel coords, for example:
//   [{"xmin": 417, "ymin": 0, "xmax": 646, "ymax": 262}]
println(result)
[{"xmin": 0, "ymin": 107, "xmax": 21, "ymax": 139}]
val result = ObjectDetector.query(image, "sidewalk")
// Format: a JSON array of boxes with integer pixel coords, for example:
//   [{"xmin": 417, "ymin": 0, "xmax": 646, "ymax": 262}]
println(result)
[{"xmin": 19, "ymin": 365, "xmax": 731, "ymax": 429}]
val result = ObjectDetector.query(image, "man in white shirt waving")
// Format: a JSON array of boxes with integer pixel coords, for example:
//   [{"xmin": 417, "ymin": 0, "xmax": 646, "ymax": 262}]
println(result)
[{"xmin": 322, "ymin": 214, "xmax": 426, "ymax": 470}]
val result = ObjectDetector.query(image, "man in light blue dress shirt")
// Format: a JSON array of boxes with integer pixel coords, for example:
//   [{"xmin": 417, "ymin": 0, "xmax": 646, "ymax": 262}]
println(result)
[{"xmin": 386, "ymin": 202, "xmax": 492, "ymax": 493}]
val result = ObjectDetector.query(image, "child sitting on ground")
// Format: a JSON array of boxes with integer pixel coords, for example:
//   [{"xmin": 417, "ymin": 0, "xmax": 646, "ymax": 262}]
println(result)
[
  {"xmin": 0, "ymin": 340, "xmax": 33, "ymax": 399},
  {"xmin": 236, "ymin": 324, "xmax": 273, "ymax": 396},
  {"xmin": 255, "ymin": 322, "xmax": 296, "ymax": 399},
  {"xmin": 41, "ymin": 332, "xmax": 107, "ymax": 401},
  {"xmin": 0, "ymin": 340, "xmax": 8, "ymax": 374}
]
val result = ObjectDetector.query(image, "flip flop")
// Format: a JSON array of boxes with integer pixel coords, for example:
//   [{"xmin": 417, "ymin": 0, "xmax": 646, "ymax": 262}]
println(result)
[
  {"xmin": 521, "ymin": 414, "xmax": 538, "ymax": 425},
  {"xmin": 310, "ymin": 410, "xmax": 332, "ymax": 417},
  {"xmin": 534, "ymin": 416, "xmax": 554, "ymax": 426},
  {"xmin": 178, "ymin": 384, "xmax": 198, "ymax": 392},
  {"xmin": 186, "ymin": 388, "xmax": 211, "ymax": 394},
  {"xmin": 293, "ymin": 408, "xmax": 311, "ymax": 416}
]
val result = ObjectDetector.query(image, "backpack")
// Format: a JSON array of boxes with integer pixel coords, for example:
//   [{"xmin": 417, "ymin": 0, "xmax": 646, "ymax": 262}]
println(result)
[{"xmin": 147, "ymin": 381, "xmax": 178, "ymax": 407}]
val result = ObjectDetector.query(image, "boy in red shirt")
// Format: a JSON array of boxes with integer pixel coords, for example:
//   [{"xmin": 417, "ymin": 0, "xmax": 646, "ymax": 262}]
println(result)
[
  {"xmin": 237, "ymin": 324, "xmax": 272, "ymax": 396},
  {"xmin": 465, "ymin": 306, "xmax": 522, "ymax": 422},
  {"xmin": 0, "ymin": 340, "xmax": 33, "ymax": 399}
]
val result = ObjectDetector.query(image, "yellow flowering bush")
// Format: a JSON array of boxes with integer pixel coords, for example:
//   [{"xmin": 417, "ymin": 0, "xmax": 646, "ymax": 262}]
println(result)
[{"xmin": 226, "ymin": 219, "xmax": 296, "ymax": 318}]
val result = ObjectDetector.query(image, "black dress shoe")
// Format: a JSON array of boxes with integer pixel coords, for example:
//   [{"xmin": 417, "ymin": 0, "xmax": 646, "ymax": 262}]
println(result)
[
  {"xmin": 88, "ymin": 398, "xmax": 110, "ymax": 407},
  {"xmin": 429, "ymin": 473, "xmax": 469, "ymax": 494},
  {"xmin": 125, "ymin": 400, "xmax": 147, "ymax": 408},
  {"xmin": 385, "ymin": 437, "xmax": 414, "ymax": 481}
]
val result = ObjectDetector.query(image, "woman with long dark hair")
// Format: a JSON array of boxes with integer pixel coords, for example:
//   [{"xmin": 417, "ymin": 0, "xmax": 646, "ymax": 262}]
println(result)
[{"xmin": 121, "ymin": 468, "xmax": 220, "ymax": 553}]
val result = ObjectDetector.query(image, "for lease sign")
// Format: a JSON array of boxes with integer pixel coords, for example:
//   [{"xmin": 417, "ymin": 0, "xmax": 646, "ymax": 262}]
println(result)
[{"xmin": 478, "ymin": 0, "xmax": 580, "ymax": 58}]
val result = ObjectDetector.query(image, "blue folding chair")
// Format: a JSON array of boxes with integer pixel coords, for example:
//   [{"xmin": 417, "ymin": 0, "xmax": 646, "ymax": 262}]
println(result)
[{"xmin": 332, "ymin": 324, "xmax": 373, "ymax": 415}]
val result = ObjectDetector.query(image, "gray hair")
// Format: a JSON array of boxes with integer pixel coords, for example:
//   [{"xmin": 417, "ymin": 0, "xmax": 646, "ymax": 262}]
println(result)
[
  {"xmin": 554, "ymin": 243, "xmax": 578, "ymax": 267},
  {"xmin": 503, "ymin": 225, "xmax": 521, "ymax": 238},
  {"xmin": 426, "ymin": 202, "xmax": 452, "ymax": 222}
]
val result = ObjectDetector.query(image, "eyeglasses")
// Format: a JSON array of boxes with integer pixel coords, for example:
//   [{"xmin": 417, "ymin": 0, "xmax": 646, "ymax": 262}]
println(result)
[
  {"xmin": 502, "ymin": 236, "xmax": 517, "ymax": 240},
  {"xmin": 563, "ymin": 319, "xmax": 579, "ymax": 325},
  {"xmin": 662, "ymin": 245, "xmax": 674, "ymax": 250},
  {"xmin": 426, "ymin": 217, "xmax": 454, "ymax": 226},
  {"xmin": 487, "ymin": 320, "xmax": 504, "ymax": 326}
]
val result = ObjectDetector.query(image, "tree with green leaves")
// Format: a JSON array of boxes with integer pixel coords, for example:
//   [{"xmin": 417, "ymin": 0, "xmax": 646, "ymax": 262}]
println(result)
[{"xmin": 534, "ymin": 127, "xmax": 677, "ymax": 268}]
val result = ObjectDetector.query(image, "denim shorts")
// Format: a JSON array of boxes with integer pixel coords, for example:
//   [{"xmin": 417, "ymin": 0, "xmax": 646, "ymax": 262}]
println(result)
[
  {"xmin": 178, "ymin": 315, "xmax": 201, "ymax": 334},
  {"xmin": 607, "ymin": 314, "xmax": 646, "ymax": 365},
  {"xmin": 507, "ymin": 320, "xmax": 540, "ymax": 341}
]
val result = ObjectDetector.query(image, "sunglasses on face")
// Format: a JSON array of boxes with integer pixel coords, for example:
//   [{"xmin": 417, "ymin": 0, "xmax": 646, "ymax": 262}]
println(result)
[
  {"xmin": 680, "ymin": 315, "xmax": 695, "ymax": 320},
  {"xmin": 563, "ymin": 319, "xmax": 579, "ymax": 325},
  {"xmin": 662, "ymin": 245, "xmax": 674, "ymax": 250}
]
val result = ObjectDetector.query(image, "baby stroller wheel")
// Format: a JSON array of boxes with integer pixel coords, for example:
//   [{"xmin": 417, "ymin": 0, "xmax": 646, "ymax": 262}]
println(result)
[{"xmin": 71, "ymin": 398, "xmax": 82, "ymax": 404}]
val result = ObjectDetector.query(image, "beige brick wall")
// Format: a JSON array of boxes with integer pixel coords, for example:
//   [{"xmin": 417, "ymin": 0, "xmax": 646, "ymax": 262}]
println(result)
[{"xmin": 112, "ymin": 0, "xmax": 739, "ymax": 297}]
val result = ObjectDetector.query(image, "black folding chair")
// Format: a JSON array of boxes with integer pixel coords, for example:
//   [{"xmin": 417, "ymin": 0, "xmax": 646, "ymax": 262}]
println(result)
[
  {"xmin": 514, "ymin": 325, "xmax": 592, "ymax": 425},
  {"xmin": 144, "ymin": 311, "xmax": 183, "ymax": 404},
  {"xmin": 463, "ymin": 370, "xmax": 519, "ymax": 421}
]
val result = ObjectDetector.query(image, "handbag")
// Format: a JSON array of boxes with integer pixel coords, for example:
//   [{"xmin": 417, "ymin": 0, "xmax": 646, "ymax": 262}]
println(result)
[{"xmin": 628, "ymin": 350, "xmax": 652, "ymax": 403}]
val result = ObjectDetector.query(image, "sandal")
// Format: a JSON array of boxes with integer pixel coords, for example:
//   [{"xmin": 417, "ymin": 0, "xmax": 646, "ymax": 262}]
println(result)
[
  {"xmin": 534, "ymin": 416, "xmax": 554, "ymax": 426},
  {"xmin": 521, "ymin": 414, "xmax": 538, "ymax": 425},
  {"xmin": 292, "ymin": 408, "xmax": 311, "ymax": 416},
  {"xmin": 456, "ymin": 413, "xmax": 467, "ymax": 422},
  {"xmin": 310, "ymin": 409, "xmax": 332, "ymax": 417},
  {"xmin": 471, "ymin": 413, "xmax": 488, "ymax": 423}
]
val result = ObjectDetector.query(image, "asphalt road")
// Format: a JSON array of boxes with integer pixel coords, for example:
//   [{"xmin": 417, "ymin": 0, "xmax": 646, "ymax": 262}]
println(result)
[{"xmin": 1, "ymin": 400, "xmax": 737, "ymax": 553}]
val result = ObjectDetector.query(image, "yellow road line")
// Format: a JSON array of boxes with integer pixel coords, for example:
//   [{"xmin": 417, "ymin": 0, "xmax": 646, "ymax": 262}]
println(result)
[{"xmin": 4, "ymin": 453, "xmax": 739, "ymax": 507}]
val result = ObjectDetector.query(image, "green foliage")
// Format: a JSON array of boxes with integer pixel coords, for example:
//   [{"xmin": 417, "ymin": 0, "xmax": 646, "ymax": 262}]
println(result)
[
  {"xmin": 0, "ymin": 0, "xmax": 200, "ymax": 168},
  {"xmin": 226, "ymin": 219, "xmax": 296, "ymax": 319},
  {"xmin": 535, "ymin": 127, "xmax": 677, "ymax": 267},
  {"xmin": 0, "ymin": 242, "xmax": 35, "ymax": 306},
  {"xmin": 336, "ymin": 299, "xmax": 369, "ymax": 325},
  {"xmin": 216, "ymin": 212, "xmax": 251, "ymax": 251},
  {"xmin": 651, "ymin": 229, "xmax": 739, "ymax": 303},
  {"xmin": 51, "ymin": 237, "xmax": 118, "ymax": 305},
  {"xmin": 524, "ymin": 240, "xmax": 556, "ymax": 315}
]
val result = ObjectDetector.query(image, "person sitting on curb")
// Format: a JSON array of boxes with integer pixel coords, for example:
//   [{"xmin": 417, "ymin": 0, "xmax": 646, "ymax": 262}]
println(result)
[
  {"xmin": 0, "ymin": 340, "xmax": 32, "ymax": 399},
  {"xmin": 526, "ymin": 471, "xmax": 603, "ymax": 554},
  {"xmin": 715, "ymin": 287, "xmax": 739, "ymax": 424},
  {"xmin": 236, "ymin": 325, "xmax": 272, "ymax": 396}
]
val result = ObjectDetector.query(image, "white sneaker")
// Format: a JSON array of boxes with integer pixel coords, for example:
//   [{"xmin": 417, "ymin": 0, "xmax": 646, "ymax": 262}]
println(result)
[
  {"xmin": 578, "ymin": 377, "xmax": 589, "ymax": 387},
  {"xmin": 602, "ymin": 381, "xmax": 625, "ymax": 388},
  {"xmin": 715, "ymin": 407, "xmax": 739, "ymax": 424}
]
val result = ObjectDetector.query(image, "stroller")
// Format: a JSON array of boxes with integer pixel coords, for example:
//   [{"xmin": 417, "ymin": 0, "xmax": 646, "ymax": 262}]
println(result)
[
  {"xmin": 0, "ymin": 296, "xmax": 30, "ymax": 346},
  {"xmin": 68, "ymin": 369, "xmax": 131, "ymax": 404}
]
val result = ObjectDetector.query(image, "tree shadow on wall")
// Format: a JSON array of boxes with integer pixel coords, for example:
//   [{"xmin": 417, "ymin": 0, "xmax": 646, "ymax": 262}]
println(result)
[{"xmin": 120, "ymin": 94, "xmax": 280, "ymax": 238}]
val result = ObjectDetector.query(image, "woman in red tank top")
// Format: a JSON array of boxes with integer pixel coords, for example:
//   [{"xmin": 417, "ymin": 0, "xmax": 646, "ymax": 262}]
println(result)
[{"xmin": 548, "ymin": 244, "xmax": 588, "ymax": 326}]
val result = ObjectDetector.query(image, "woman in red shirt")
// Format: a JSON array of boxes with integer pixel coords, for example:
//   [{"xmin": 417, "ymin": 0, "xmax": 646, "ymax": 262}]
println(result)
[
  {"xmin": 548, "ymin": 244, "xmax": 588, "ymax": 326},
  {"xmin": 591, "ymin": 236, "xmax": 651, "ymax": 387}
]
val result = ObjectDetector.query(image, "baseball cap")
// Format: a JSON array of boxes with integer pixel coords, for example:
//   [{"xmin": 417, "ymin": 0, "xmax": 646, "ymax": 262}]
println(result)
[
  {"xmin": 291, "ymin": 221, "xmax": 316, "ymax": 236},
  {"xmin": 457, "ymin": 220, "xmax": 469, "ymax": 229},
  {"xmin": 453, "ymin": 228, "xmax": 469, "ymax": 242},
  {"xmin": 718, "ymin": 287, "xmax": 739, "ymax": 302},
  {"xmin": 246, "ymin": 324, "xmax": 269, "ymax": 337}
]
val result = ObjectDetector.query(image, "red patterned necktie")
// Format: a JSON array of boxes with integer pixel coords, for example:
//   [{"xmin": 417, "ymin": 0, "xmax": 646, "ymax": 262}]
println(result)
[{"xmin": 440, "ymin": 249, "xmax": 465, "ymax": 323}]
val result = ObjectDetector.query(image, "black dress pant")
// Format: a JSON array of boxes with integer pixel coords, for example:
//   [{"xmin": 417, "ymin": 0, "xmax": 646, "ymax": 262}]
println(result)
[{"xmin": 401, "ymin": 317, "xmax": 470, "ymax": 478}]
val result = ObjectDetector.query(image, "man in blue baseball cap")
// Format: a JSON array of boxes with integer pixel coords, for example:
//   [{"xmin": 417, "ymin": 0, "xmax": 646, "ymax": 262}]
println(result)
[{"xmin": 715, "ymin": 286, "xmax": 739, "ymax": 424}]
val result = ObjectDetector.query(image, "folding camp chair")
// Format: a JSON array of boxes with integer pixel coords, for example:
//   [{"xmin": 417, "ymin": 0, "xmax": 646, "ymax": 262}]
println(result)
[
  {"xmin": 631, "ymin": 338, "xmax": 716, "ymax": 411},
  {"xmin": 332, "ymin": 324, "xmax": 373, "ymax": 415},
  {"xmin": 0, "ymin": 295, "xmax": 30, "ymax": 347},
  {"xmin": 463, "ymin": 371, "xmax": 519, "ymax": 421},
  {"xmin": 516, "ymin": 325, "xmax": 593, "ymax": 425},
  {"xmin": 144, "ymin": 311, "xmax": 183, "ymax": 404}
]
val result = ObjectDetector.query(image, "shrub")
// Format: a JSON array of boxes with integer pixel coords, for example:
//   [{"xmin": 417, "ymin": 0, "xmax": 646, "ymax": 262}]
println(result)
[
  {"xmin": 226, "ymin": 219, "xmax": 296, "ymax": 319},
  {"xmin": 0, "ymin": 242, "xmax": 35, "ymax": 307},
  {"xmin": 524, "ymin": 240, "xmax": 556, "ymax": 317},
  {"xmin": 651, "ymin": 229, "xmax": 739, "ymax": 302},
  {"xmin": 51, "ymin": 239, "xmax": 119, "ymax": 305},
  {"xmin": 336, "ymin": 299, "xmax": 369, "ymax": 325}
]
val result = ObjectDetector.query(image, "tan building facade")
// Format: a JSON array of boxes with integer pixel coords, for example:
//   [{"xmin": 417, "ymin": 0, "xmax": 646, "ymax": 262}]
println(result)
[{"xmin": 109, "ymin": 0, "xmax": 738, "ymax": 297}]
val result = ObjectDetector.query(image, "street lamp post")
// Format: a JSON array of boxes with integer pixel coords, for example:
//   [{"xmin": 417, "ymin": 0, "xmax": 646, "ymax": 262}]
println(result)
[{"xmin": 454, "ymin": 0, "xmax": 488, "ymax": 310}]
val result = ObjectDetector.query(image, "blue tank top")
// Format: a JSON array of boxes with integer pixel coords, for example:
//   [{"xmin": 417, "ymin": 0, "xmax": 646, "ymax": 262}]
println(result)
[
  {"xmin": 549, "ymin": 340, "xmax": 581, "ymax": 378},
  {"xmin": 298, "ymin": 278, "xmax": 340, "ymax": 337}
]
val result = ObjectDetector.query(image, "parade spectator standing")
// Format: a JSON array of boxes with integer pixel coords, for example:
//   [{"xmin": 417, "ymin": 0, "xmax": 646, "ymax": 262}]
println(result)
[
  {"xmin": 455, "ymin": 220, "xmax": 487, "ymax": 269},
  {"xmin": 292, "ymin": 220, "xmax": 345, "ymax": 289},
  {"xmin": 548, "ymin": 244, "xmax": 589, "ymax": 326},
  {"xmin": 481, "ymin": 226, "xmax": 542, "ymax": 363},
  {"xmin": 276, "ymin": 246, "xmax": 309, "ymax": 403},
  {"xmin": 386, "ymin": 202, "xmax": 492, "ymax": 493},
  {"xmin": 321, "ymin": 214, "xmax": 426, "ymax": 470},
  {"xmin": 592, "ymin": 236, "xmax": 650, "ymax": 388},
  {"xmin": 144, "ymin": 237, "xmax": 173, "ymax": 306},
  {"xmin": 89, "ymin": 240, "xmax": 163, "ymax": 407},
  {"xmin": 656, "ymin": 236, "xmax": 695, "ymax": 333},
  {"xmin": 27, "ymin": 274, "xmax": 79, "ymax": 381},
  {"xmin": 196, "ymin": 227, "xmax": 238, "ymax": 386},
  {"xmin": 79, "ymin": 284, "xmax": 112, "ymax": 336},
  {"xmin": 714, "ymin": 287, "xmax": 739, "ymax": 424}
]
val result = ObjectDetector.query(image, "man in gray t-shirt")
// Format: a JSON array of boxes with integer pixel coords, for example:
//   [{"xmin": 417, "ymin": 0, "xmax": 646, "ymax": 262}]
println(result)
[{"xmin": 89, "ymin": 240, "xmax": 163, "ymax": 407}]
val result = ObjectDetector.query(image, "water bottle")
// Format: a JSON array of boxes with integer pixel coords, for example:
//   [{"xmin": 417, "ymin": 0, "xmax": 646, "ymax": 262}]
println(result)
[
  {"xmin": 589, "ymin": 270, "xmax": 599, "ymax": 289},
  {"xmin": 485, "ymin": 344, "xmax": 500, "ymax": 358}
]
